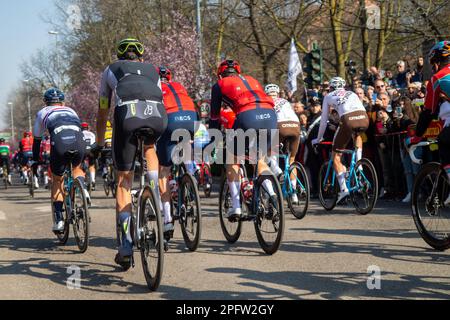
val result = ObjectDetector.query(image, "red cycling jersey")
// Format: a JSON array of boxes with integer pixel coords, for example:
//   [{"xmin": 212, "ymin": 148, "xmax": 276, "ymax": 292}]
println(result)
[
  {"xmin": 161, "ymin": 82, "xmax": 196, "ymax": 114},
  {"xmin": 20, "ymin": 137, "xmax": 33, "ymax": 153},
  {"xmin": 211, "ymin": 74, "xmax": 274, "ymax": 121},
  {"xmin": 424, "ymin": 64, "xmax": 450, "ymax": 114},
  {"xmin": 220, "ymin": 108, "xmax": 236, "ymax": 129},
  {"xmin": 40, "ymin": 139, "xmax": 51, "ymax": 155}
]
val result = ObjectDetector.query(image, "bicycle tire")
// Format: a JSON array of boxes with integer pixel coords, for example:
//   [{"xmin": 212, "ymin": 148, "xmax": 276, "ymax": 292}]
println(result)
[
  {"xmin": 52, "ymin": 196, "xmax": 70, "ymax": 245},
  {"xmin": 179, "ymin": 173, "xmax": 202, "ymax": 251},
  {"xmin": 350, "ymin": 159, "xmax": 379, "ymax": 215},
  {"xmin": 412, "ymin": 162, "xmax": 450, "ymax": 251},
  {"xmin": 29, "ymin": 171, "xmax": 34, "ymax": 198},
  {"xmin": 287, "ymin": 162, "xmax": 310, "ymax": 220},
  {"xmin": 203, "ymin": 164, "xmax": 212, "ymax": 198},
  {"xmin": 139, "ymin": 186, "xmax": 164, "ymax": 291},
  {"xmin": 71, "ymin": 177, "xmax": 90, "ymax": 253},
  {"xmin": 254, "ymin": 172, "xmax": 285, "ymax": 255},
  {"xmin": 318, "ymin": 162, "xmax": 338, "ymax": 211},
  {"xmin": 219, "ymin": 178, "xmax": 242, "ymax": 244},
  {"xmin": 103, "ymin": 178, "xmax": 110, "ymax": 197}
]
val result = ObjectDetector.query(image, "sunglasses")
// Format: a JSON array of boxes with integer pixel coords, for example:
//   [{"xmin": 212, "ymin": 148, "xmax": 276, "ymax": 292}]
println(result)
[
  {"xmin": 118, "ymin": 41, "xmax": 144, "ymax": 56},
  {"xmin": 376, "ymin": 85, "xmax": 385, "ymax": 88}
]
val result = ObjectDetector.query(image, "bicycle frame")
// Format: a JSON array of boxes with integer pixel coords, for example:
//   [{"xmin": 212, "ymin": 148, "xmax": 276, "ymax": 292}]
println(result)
[
  {"xmin": 279, "ymin": 152, "xmax": 306, "ymax": 198},
  {"xmin": 63, "ymin": 163, "xmax": 74, "ymax": 220}
]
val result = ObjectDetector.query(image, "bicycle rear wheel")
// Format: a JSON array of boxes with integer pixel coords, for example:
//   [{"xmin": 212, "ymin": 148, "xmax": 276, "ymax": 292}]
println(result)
[
  {"xmin": 139, "ymin": 186, "xmax": 164, "ymax": 291},
  {"xmin": 203, "ymin": 164, "xmax": 212, "ymax": 198},
  {"xmin": 179, "ymin": 173, "xmax": 202, "ymax": 251},
  {"xmin": 71, "ymin": 178, "xmax": 90, "ymax": 253},
  {"xmin": 318, "ymin": 162, "xmax": 338, "ymax": 211},
  {"xmin": 254, "ymin": 172, "xmax": 284, "ymax": 255},
  {"xmin": 287, "ymin": 162, "xmax": 310, "ymax": 220},
  {"xmin": 29, "ymin": 171, "xmax": 34, "ymax": 198},
  {"xmin": 219, "ymin": 178, "xmax": 243, "ymax": 244},
  {"xmin": 350, "ymin": 159, "xmax": 379, "ymax": 215},
  {"xmin": 412, "ymin": 162, "xmax": 450, "ymax": 251}
]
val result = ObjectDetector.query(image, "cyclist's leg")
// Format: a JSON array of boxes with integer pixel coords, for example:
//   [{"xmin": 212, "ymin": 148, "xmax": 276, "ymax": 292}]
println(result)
[
  {"xmin": 332, "ymin": 124, "xmax": 351, "ymax": 195},
  {"xmin": 438, "ymin": 126, "xmax": 450, "ymax": 204},
  {"xmin": 88, "ymin": 153, "xmax": 96, "ymax": 187}
]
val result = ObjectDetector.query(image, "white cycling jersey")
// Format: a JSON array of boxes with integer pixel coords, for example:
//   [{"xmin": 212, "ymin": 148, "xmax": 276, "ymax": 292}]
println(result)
[
  {"xmin": 316, "ymin": 89, "xmax": 365, "ymax": 142},
  {"xmin": 33, "ymin": 105, "xmax": 80, "ymax": 138},
  {"xmin": 83, "ymin": 131, "xmax": 96, "ymax": 146},
  {"xmin": 273, "ymin": 98, "xmax": 299, "ymax": 123}
]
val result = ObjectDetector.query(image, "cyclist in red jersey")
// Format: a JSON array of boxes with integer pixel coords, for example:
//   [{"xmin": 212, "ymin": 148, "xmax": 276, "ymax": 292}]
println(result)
[
  {"xmin": 210, "ymin": 60, "xmax": 278, "ymax": 218},
  {"xmin": 19, "ymin": 132, "xmax": 36, "ymax": 187}
]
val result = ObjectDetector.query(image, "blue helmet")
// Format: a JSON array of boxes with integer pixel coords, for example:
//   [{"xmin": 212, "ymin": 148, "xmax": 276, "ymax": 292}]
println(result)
[
  {"xmin": 429, "ymin": 41, "xmax": 450, "ymax": 64},
  {"xmin": 44, "ymin": 88, "xmax": 65, "ymax": 104}
]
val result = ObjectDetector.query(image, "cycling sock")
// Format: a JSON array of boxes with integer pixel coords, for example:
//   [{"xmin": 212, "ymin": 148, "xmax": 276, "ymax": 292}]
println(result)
[
  {"xmin": 147, "ymin": 170, "xmax": 162, "ymax": 211},
  {"xmin": 102, "ymin": 167, "xmax": 108, "ymax": 176},
  {"xmin": 53, "ymin": 201, "xmax": 64, "ymax": 221},
  {"xmin": 162, "ymin": 201, "xmax": 172, "ymax": 225},
  {"xmin": 119, "ymin": 212, "xmax": 133, "ymax": 244},
  {"xmin": 356, "ymin": 148, "xmax": 363, "ymax": 162},
  {"xmin": 44, "ymin": 175, "xmax": 49, "ymax": 185},
  {"xmin": 337, "ymin": 172, "xmax": 348, "ymax": 193},
  {"xmin": 90, "ymin": 171, "xmax": 96, "ymax": 183},
  {"xmin": 269, "ymin": 156, "xmax": 283, "ymax": 176},
  {"xmin": 262, "ymin": 179, "xmax": 276, "ymax": 197},
  {"xmin": 185, "ymin": 162, "xmax": 197, "ymax": 176},
  {"xmin": 228, "ymin": 181, "xmax": 241, "ymax": 210},
  {"xmin": 291, "ymin": 179, "xmax": 297, "ymax": 190}
]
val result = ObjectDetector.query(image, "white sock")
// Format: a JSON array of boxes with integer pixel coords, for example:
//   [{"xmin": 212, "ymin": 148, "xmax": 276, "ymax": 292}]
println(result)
[
  {"xmin": 162, "ymin": 201, "xmax": 172, "ymax": 224},
  {"xmin": 291, "ymin": 179, "xmax": 297, "ymax": 190},
  {"xmin": 356, "ymin": 148, "xmax": 363, "ymax": 162},
  {"xmin": 262, "ymin": 179, "xmax": 276, "ymax": 196},
  {"xmin": 44, "ymin": 175, "xmax": 49, "ymax": 185},
  {"xmin": 90, "ymin": 171, "xmax": 96, "ymax": 183},
  {"xmin": 337, "ymin": 172, "xmax": 348, "ymax": 193},
  {"xmin": 147, "ymin": 171, "xmax": 162, "ymax": 211},
  {"xmin": 228, "ymin": 181, "xmax": 241, "ymax": 210},
  {"xmin": 102, "ymin": 167, "xmax": 108, "ymax": 175},
  {"xmin": 269, "ymin": 156, "xmax": 283, "ymax": 176},
  {"xmin": 186, "ymin": 162, "xmax": 197, "ymax": 176}
]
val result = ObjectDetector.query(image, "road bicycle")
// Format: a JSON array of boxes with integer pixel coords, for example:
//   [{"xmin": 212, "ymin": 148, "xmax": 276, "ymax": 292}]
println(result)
[
  {"xmin": 196, "ymin": 161, "xmax": 213, "ymax": 198},
  {"xmin": 410, "ymin": 140, "xmax": 450, "ymax": 251}
]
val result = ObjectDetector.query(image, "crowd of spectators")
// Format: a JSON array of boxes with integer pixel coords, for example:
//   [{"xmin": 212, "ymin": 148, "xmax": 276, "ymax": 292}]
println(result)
[{"xmin": 279, "ymin": 56, "xmax": 439, "ymax": 202}]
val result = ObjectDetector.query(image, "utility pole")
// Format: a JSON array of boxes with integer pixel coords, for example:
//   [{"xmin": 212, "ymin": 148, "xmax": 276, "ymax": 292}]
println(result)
[
  {"xmin": 7, "ymin": 102, "xmax": 14, "ymax": 143},
  {"xmin": 49, "ymin": 31, "xmax": 60, "ymax": 88},
  {"xmin": 196, "ymin": 0, "xmax": 204, "ymax": 98},
  {"xmin": 23, "ymin": 80, "xmax": 33, "ymax": 132}
]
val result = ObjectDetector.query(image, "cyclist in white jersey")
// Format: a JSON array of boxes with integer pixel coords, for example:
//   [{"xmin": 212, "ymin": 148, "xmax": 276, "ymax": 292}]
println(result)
[
  {"xmin": 265, "ymin": 84, "xmax": 301, "ymax": 204},
  {"xmin": 81, "ymin": 122, "xmax": 97, "ymax": 191},
  {"xmin": 312, "ymin": 77, "xmax": 369, "ymax": 203}
]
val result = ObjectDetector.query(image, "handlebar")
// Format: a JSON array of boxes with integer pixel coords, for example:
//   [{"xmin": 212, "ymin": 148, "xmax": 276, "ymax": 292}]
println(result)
[{"xmin": 408, "ymin": 140, "xmax": 437, "ymax": 165}]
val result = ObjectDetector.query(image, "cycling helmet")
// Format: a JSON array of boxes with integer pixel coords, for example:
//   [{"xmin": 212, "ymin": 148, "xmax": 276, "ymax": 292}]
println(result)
[
  {"xmin": 117, "ymin": 38, "xmax": 144, "ymax": 59},
  {"xmin": 0, "ymin": 138, "xmax": 5, "ymax": 143},
  {"xmin": 81, "ymin": 122, "xmax": 89, "ymax": 130},
  {"xmin": 159, "ymin": 66, "xmax": 172, "ymax": 82},
  {"xmin": 220, "ymin": 108, "xmax": 236, "ymax": 130},
  {"xmin": 428, "ymin": 41, "xmax": 450, "ymax": 64},
  {"xmin": 329, "ymin": 77, "xmax": 347, "ymax": 91},
  {"xmin": 265, "ymin": 84, "xmax": 280, "ymax": 95},
  {"xmin": 217, "ymin": 60, "xmax": 241, "ymax": 78},
  {"xmin": 44, "ymin": 88, "xmax": 65, "ymax": 104},
  {"xmin": 23, "ymin": 132, "xmax": 32, "ymax": 138}
]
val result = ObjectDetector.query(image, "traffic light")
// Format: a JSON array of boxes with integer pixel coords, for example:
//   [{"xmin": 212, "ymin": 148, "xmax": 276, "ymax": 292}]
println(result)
[
  {"xmin": 303, "ymin": 53, "xmax": 313, "ymax": 88},
  {"xmin": 303, "ymin": 44, "xmax": 323, "ymax": 89}
]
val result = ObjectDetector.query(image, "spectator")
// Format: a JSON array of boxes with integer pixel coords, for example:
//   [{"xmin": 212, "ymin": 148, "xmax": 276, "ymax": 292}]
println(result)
[
  {"xmin": 307, "ymin": 101, "xmax": 322, "ymax": 125},
  {"xmin": 355, "ymin": 87, "xmax": 370, "ymax": 110},
  {"xmin": 394, "ymin": 60, "xmax": 408, "ymax": 89},
  {"xmin": 411, "ymin": 56, "xmax": 424, "ymax": 83},
  {"xmin": 298, "ymin": 111, "xmax": 309, "ymax": 144},
  {"xmin": 384, "ymin": 70, "xmax": 394, "ymax": 87},
  {"xmin": 293, "ymin": 102, "xmax": 305, "ymax": 117},
  {"xmin": 374, "ymin": 79, "xmax": 388, "ymax": 96}
]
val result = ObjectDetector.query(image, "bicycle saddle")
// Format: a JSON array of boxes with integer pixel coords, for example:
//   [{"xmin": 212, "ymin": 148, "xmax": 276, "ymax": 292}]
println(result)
[
  {"xmin": 352, "ymin": 127, "xmax": 367, "ymax": 134},
  {"xmin": 134, "ymin": 128, "xmax": 154, "ymax": 138},
  {"xmin": 65, "ymin": 150, "xmax": 79, "ymax": 159}
]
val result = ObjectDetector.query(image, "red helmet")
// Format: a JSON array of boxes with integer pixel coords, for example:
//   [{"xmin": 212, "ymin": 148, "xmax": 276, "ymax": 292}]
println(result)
[
  {"xmin": 220, "ymin": 108, "xmax": 236, "ymax": 130},
  {"xmin": 217, "ymin": 60, "xmax": 241, "ymax": 78},
  {"xmin": 159, "ymin": 66, "xmax": 172, "ymax": 82},
  {"xmin": 23, "ymin": 131, "xmax": 31, "ymax": 138},
  {"xmin": 81, "ymin": 122, "xmax": 89, "ymax": 130}
]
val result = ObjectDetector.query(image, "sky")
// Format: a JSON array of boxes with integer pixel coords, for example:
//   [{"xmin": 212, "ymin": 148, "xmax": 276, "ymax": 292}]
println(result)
[{"xmin": 0, "ymin": 0, "xmax": 55, "ymax": 130}]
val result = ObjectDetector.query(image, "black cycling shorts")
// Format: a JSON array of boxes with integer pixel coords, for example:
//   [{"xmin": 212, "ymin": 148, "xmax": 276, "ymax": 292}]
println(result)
[
  {"xmin": 50, "ymin": 129, "xmax": 85, "ymax": 176},
  {"xmin": 21, "ymin": 151, "xmax": 33, "ymax": 167},
  {"xmin": 438, "ymin": 126, "xmax": 450, "ymax": 167},
  {"xmin": 113, "ymin": 101, "xmax": 168, "ymax": 171},
  {"xmin": 0, "ymin": 156, "xmax": 10, "ymax": 174}
]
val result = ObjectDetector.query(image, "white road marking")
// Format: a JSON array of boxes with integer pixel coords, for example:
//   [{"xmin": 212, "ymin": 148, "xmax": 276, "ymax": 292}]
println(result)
[
  {"xmin": 0, "ymin": 211, "xmax": 6, "ymax": 220},
  {"xmin": 35, "ymin": 206, "xmax": 50, "ymax": 213}
]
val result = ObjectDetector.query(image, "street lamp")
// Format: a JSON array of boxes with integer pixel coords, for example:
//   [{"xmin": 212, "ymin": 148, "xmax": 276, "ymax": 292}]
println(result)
[
  {"xmin": 48, "ymin": 31, "xmax": 60, "ymax": 88},
  {"xmin": 7, "ymin": 102, "xmax": 14, "ymax": 142},
  {"xmin": 22, "ymin": 80, "xmax": 33, "ymax": 132}
]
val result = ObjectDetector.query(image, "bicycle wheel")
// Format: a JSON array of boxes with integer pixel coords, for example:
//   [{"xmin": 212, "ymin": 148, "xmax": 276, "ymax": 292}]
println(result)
[
  {"xmin": 254, "ymin": 172, "xmax": 285, "ymax": 255},
  {"xmin": 52, "ymin": 197, "xmax": 70, "ymax": 245},
  {"xmin": 179, "ymin": 173, "xmax": 202, "ymax": 251},
  {"xmin": 318, "ymin": 162, "xmax": 338, "ymax": 211},
  {"xmin": 412, "ymin": 162, "xmax": 450, "ymax": 251},
  {"xmin": 139, "ymin": 186, "xmax": 164, "ymax": 291},
  {"xmin": 203, "ymin": 164, "xmax": 212, "ymax": 198},
  {"xmin": 350, "ymin": 158, "xmax": 379, "ymax": 215},
  {"xmin": 287, "ymin": 162, "xmax": 310, "ymax": 220},
  {"xmin": 103, "ymin": 177, "xmax": 110, "ymax": 197},
  {"xmin": 219, "ymin": 178, "xmax": 242, "ymax": 243},
  {"xmin": 71, "ymin": 178, "xmax": 90, "ymax": 253},
  {"xmin": 29, "ymin": 171, "xmax": 34, "ymax": 198}
]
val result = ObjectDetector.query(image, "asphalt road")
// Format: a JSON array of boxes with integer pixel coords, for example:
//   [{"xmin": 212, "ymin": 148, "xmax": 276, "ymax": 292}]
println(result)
[{"xmin": 1, "ymin": 178, "xmax": 450, "ymax": 300}]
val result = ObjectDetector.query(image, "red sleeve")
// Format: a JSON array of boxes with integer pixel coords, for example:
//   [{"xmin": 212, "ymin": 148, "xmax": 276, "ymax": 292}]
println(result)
[{"xmin": 424, "ymin": 76, "xmax": 440, "ymax": 113}]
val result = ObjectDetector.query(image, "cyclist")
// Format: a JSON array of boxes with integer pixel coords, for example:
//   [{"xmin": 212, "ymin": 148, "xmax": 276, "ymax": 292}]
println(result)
[
  {"xmin": 19, "ymin": 131, "xmax": 36, "ymax": 187},
  {"xmin": 209, "ymin": 59, "xmax": 278, "ymax": 219},
  {"xmin": 0, "ymin": 138, "xmax": 12, "ymax": 185},
  {"xmin": 32, "ymin": 88, "xmax": 86, "ymax": 232},
  {"xmin": 100, "ymin": 139, "xmax": 113, "ymax": 180},
  {"xmin": 39, "ymin": 135, "xmax": 51, "ymax": 189},
  {"xmin": 265, "ymin": 83, "xmax": 301, "ymax": 204},
  {"xmin": 96, "ymin": 38, "xmax": 168, "ymax": 269},
  {"xmin": 312, "ymin": 77, "xmax": 369, "ymax": 204},
  {"xmin": 157, "ymin": 66, "xmax": 199, "ymax": 234},
  {"xmin": 81, "ymin": 122, "xmax": 97, "ymax": 191},
  {"xmin": 414, "ymin": 41, "xmax": 450, "ymax": 205}
]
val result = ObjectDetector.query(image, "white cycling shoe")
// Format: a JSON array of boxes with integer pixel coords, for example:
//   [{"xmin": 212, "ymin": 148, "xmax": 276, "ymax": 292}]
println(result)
[
  {"xmin": 444, "ymin": 194, "xmax": 450, "ymax": 207},
  {"xmin": 337, "ymin": 191, "xmax": 350, "ymax": 204},
  {"xmin": 402, "ymin": 193, "xmax": 412, "ymax": 203},
  {"xmin": 290, "ymin": 194, "xmax": 299, "ymax": 205},
  {"xmin": 53, "ymin": 221, "xmax": 65, "ymax": 232},
  {"xmin": 227, "ymin": 208, "xmax": 242, "ymax": 219}
]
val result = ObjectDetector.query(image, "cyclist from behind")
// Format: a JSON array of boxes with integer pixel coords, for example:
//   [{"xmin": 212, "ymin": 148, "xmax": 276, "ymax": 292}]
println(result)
[
  {"xmin": 0, "ymin": 138, "xmax": 12, "ymax": 185},
  {"xmin": 312, "ymin": 77, "xmax": 369, "ymax": 203},
  {"xmin": 19, "ymin": 131, "xmax": 35, "ymax": 187},
  {"xmin": 39, "ymin": 135, "xmax": 51, "ymax": 189},
  {"xmin": 157, "ymin": 66, "xmax": 199, "ymax": 235},
  {"xmin": 32, "ymin": 88, "xmax": 86, "ymax": 232},
  {"xmin": 96, "ymin": 38, "xmax": 168, "ymax": 269},
  {"xmin": 81, "ymin": 122, "xmax": 97, "ymax": 191},
  {"xmin": 209, "ymin": 60, "xmax": 278, "ymax": 219},
  {"xmin": 414, "ymin": 41, "xmax": 450, "ymax": 205},
  {"xmin": 265, "ymin": 83, "xmax": 301, "ymax": 204}
]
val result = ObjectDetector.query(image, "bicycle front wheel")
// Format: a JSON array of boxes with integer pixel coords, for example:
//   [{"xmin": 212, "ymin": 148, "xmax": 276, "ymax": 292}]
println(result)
[
  {"xmin": 287, "ymin": 162, "xmax": 310, "ymax": 220},
  {"xmin": 219, "ymin": 178, "xmax": 243, "ymax": 244},
  {"xmin": 254, "ymin": 172, "xmax": 284, "ymax": 255},
  {"xmin": 29, "ymin": 171, "xmax": 35, "ymax": 198},
  {"xmin": 350, "ymin": 159, "xmax": 379, "ymax": 215},
  {"xmin": 71, "ymin": 178, "xmax": 90, "ymax": 253},
  {"xmin": 139, "ymin": 186, "xmax": 164, "ymax": 291},
  {"xmin": 412, "ymin": 162, "xmax": 450, "ymax": 251},
  {"xmin": 179, "ymin": 173, "xmax": 202, "ymax": 251},
  {"xmin": 52, "ymin": 197, "xmax": 70, "ymax": 245},
  {"xmin": 203, "ymin": 164, "xmax": 212, "ymax": 198},
  {"xmin": 318, "ymin": 162, "xmax": 338, "ymax": 211}
]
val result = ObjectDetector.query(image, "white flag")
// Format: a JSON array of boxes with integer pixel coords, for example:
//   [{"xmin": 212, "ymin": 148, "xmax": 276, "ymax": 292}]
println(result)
[{"xmin": 286, "ymin": 39, "xmax": 303, "ymax": 94}]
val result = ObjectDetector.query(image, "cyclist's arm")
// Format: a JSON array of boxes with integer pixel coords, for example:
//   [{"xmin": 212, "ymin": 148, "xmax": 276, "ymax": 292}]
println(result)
[
  {"xmin": 416, "ymin": 80, "xmax": 436, "ymax": 137},
  {"xmin": 316, "ymin": 98, "xmax": 330, "ymax": 142},
  {"xmin": 97, "ymin": 67, "xmax": 112, "ymax": 147}
]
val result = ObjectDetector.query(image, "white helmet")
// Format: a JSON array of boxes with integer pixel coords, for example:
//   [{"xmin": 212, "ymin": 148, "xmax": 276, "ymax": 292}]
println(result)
[
  {"xmin": 329, "ymin": 77, "xmax": 346, "ymax": 91},
  {"xmin": 265, "ymin": 84, "xmax": 280, "ymax": 95}
]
